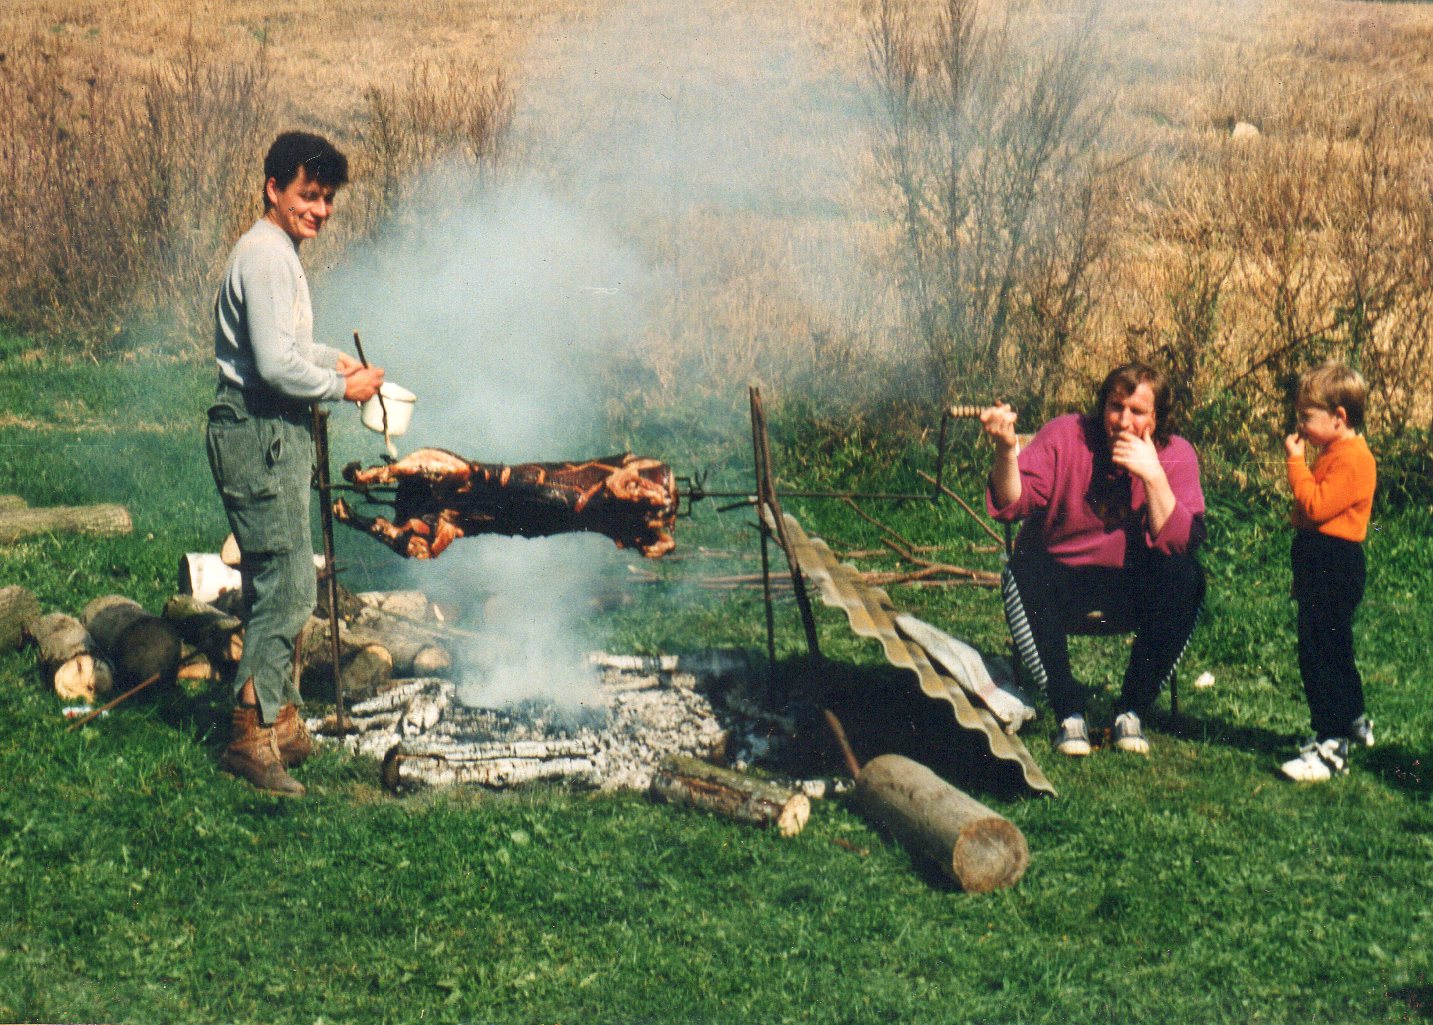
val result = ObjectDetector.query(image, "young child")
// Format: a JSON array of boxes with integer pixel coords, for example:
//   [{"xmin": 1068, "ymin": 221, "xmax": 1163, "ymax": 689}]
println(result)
[{"xmin": 1279, "ymin": 362, "xmax": 1377, "ymax": 782}]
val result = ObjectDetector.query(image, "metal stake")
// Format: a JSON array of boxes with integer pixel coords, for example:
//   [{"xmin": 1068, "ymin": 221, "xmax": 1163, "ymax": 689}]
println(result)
[{"xmin": 311, "ymin": 405, "xmax": 346, "ymax": 730}]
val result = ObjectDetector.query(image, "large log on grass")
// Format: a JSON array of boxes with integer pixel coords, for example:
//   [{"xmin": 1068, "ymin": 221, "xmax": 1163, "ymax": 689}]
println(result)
[
  {"xmin": 650, "ymin": 754, "xmax": 810, "ymax": 837},
  {"xmin": 853, "ymin": 754, "xmax": 1027, "ymax": 892},
  {"xmin": 0, "ymin": 504, "xmax": 132, "ymax": 544},
  {"xmin": 82, "ymin": 595, "xmax": 182, "ymax": 689},
  {"xmin": 0, "ymin": 584, "xmax": 41, "ymax": 652},
  {"xmin": 162, "ymin": 594, "xmax": 244, "ymax": 664},
  {"xmin": 25, "ymin": 612, "xmax": 114, "ymax": 702}
]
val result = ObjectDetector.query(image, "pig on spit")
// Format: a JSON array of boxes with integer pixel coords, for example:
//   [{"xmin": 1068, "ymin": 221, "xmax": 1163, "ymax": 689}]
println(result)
[{"xmin": 333, "ymin": 448, "xmax": 678, "ymax": 559}]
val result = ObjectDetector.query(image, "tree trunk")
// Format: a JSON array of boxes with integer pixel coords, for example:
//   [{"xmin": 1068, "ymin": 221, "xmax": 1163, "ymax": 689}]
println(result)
[
  {"xmin": 162, "ymin": 594, "xmax": 244, "ymax": 664},
  {"xmin": 0, "ymin": 584, "xmax": 41, "ymax": 652},
  {"xmin": 651, "ymin": 754, "xmax": 810, "ymax": 837},
  {"xmin": 853, "ymin": 754, "xmax": 1028, "ymax": 892},
  {"xmin": 81, "ymin": 595, "xmax": 182, "ymax": 689},
  {"xmin": 0, "ymin": 504, "xmax": 132, "ymax": 544},
  {"xmin": 25, "ymin": 612, "xmax": 114, "ymax": 701}
]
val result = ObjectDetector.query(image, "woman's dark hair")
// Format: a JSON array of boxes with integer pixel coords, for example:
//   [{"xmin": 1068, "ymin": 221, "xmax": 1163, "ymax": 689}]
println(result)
[
  {"xmin": 1093, "ymin": 362, "xmax": 1173, "ymax": 446},
  {"xmin": 262, "ymin": 131, "xmax": 349, "ymax": 208}
]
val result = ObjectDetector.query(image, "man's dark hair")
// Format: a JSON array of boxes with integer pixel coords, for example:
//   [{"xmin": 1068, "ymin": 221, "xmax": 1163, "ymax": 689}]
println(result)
[
  {"xmin": 1094, "ymin": 362, "xmax": 1174, "ymax": 446},
  {"xmin": 263, "ymin": 131, "xmax": 349, "ymax": 208}
]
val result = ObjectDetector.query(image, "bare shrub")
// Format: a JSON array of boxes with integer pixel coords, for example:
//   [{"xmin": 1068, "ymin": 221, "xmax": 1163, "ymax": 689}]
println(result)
[
  {"xmin": 867, "ymin": 0, "xmax": 1115, "ymax": 408},
  {"xmin": 1170, "ymin": 87, "xmax": 1433, "ymax": 441},
  {"xmin": 352, "ymin": 62, "xmax": 514, "ymax": 233},
  {"xmin": 0, "ymin": 34, "xmax": 273, "ymax": 354}
]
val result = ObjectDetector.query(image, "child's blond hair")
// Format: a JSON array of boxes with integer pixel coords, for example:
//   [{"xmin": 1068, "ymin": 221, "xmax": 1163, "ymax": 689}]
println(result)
[{"xmin": 1295, "ymin": 362, "xmax": 1367, "ymax": 430}]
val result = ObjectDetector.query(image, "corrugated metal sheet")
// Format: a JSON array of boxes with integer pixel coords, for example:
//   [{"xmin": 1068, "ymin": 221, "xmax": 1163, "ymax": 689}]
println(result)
[{"xmin": 774, "ymin": 511, "xmax": 1056, "ymax": 797}]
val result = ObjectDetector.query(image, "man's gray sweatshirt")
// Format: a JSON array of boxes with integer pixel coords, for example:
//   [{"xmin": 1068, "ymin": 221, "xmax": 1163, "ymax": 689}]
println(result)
[{"xmin": 214, "ymin": 217, "xmax": 345, "ymax": 402}]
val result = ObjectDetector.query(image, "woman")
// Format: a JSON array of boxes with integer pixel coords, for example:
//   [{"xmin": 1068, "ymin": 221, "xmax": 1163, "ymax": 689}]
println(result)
[{"xmin": 982, "ymin": 363, "xmax": 1206, "ymax": 756}]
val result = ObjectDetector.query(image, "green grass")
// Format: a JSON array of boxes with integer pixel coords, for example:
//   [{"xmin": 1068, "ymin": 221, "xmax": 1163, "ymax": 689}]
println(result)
[{"xmin": 1, "ymin": 345, "xmax": 1431, "ymax": 1024}]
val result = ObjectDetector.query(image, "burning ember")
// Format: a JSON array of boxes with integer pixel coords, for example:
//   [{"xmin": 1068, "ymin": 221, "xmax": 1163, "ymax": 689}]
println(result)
[
  {"xmin": 310, "ymin": 651, "xmax": 822, "ymax": 795},
  {"xmin": 334, "ymin": 448, "xmax": 679, "ymax": 559}
]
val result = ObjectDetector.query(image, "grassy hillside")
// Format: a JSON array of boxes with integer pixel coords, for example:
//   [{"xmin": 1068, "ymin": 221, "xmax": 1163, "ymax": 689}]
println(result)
[{"xmin": 0, "ymin": 345, "xmax": 1430, "ymax": 1024}]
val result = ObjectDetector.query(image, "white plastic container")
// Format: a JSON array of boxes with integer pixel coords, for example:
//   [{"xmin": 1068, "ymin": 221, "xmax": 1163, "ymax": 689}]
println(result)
[{"xmin": 360, "ymin": 382, "xmax": 416, "ymax": 437}]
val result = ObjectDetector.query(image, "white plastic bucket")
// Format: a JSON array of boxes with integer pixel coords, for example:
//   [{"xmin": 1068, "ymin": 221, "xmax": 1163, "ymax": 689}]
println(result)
[
  {"xmin": 179, "ymin": 553, "xmax": 243, "ymax": 604},
  {"xmin": 360, "ymin": 382, "xmax": 416, "ymax": 436}
]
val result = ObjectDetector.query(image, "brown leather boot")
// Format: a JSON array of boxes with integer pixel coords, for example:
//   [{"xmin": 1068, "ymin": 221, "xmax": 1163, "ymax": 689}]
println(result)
[
  {"xmin": 274, "ymin": 704, "xmax": 314, "ymax": 768},
  {"xmin": 219, "ymin": 705, "xmax": 305, "ymax": 796}
]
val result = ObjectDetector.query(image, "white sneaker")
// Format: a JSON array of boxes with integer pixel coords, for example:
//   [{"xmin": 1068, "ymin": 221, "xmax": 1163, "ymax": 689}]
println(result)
[
  {"xmin": 1054, "ymin": 715, "xmax": 1091, "ymax": 756},
  {"xmin": 1112, "ymin": 711, "xmax": 1150, "ymax": 755},
  {"xmin": 1349, "ymin": 715, "xmax": 1374, "ymax": 748},
  {"xmin": 1279, "ymin": 738, "xmax": 1349, "ymax": 782}
]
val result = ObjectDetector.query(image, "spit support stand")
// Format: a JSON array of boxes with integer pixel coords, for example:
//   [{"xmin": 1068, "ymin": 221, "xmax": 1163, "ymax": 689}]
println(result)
[{"xmin": 311, "ymin": 405, "xmax": 347, "ymax": 731}]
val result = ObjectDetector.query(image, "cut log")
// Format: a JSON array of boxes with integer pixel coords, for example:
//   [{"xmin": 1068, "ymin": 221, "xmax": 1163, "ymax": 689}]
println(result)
[
  {"xmin": 0, "ymin": 584, "xmax": 41, "ymax": 652},
  {"xmin": 853, "ymin": 753, "xmax": 1028, "ymax": 892},
  {"xmin": 298, "ymin": 614, "xmax": 453, "ymax": 678},
  {"xmin": 650, "ymin": 754, "xmax": 810, "ymax": 837},
  {"xmin": 0, "ymin": 504, "xmax": 132, "ymax": 545},
  {"xmin": 25, "ymin": 612, "xmax": 114, "ymax": 702},
  {"xmin": 162, "ymin": 594, "xmax": 244, "ymax": 664},
  {"xmin": 81, "ymin": 595, "xmax": 182, "ymax": 689},
  {"xmin": 356, "ymin": 589, "xmax": 433, "ymax": 621},
  {"xmin": 382, "ymin": 746, "xmax": 597, "ymax": 791},
  {"xmin": 177, "ymin": 645, "xmax": 220, "ymax": 686},
  {"xmin": 329, "ymin": 643, "xmax": 394, "ymax": 704},
  {"xmin": 220, "ymin": 533, "xmax": 241, "ymax": 567}
]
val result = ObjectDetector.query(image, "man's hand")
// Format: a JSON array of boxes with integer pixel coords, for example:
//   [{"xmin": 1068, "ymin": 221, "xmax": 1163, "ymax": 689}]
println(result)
[
  {"xmin": 980, "ymin": 402, "xmax": 1019, "ymax": 452},
  {"xmin": 342, "ymin": 365, "xmax": 385, "ymax": 403},
  {"xmin": 1111, "ymin": 423, "xmax": 1165, "ymax": 484},
  {"xmin": 1284, "ymin": 432, "xmax": 1305, "ymax": 460},
  {"xmin": 335, "ymin": 353, "xmax": 363, "ymax": 374}
]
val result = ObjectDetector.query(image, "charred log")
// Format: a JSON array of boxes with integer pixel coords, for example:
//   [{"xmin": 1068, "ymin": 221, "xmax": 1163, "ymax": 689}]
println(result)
[
  {"xmin": 334, "ymin": 448, "xmax": 678, "ymax": 559},
  {"xmin": 81, "ymin": 595, "xmax": 182, "ymax": 690}
]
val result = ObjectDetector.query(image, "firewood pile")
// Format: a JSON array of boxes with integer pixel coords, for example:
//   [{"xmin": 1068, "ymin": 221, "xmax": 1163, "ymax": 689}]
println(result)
[{"xmin": 313, "ymin": 650, "xmax": 829, "ymax": 798}]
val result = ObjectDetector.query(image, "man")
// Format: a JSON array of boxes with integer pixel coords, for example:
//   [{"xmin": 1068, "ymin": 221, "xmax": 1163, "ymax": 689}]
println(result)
[
  {"xmin": 206, "ymin": 131, "xmax": 384, "ymax": 795},
  {"xmin": 981, "ymin": 363, "xmax": 1206, "ymax": 757}
]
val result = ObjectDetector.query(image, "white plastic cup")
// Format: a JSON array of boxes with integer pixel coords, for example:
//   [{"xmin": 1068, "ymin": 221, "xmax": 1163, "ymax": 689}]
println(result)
[{"xmin": 360, "ymin": 382, "xmax": 416, "ymax": 437}]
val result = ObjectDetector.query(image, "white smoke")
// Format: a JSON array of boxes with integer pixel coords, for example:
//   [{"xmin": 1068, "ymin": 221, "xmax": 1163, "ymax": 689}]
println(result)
[{"xmin": 317, "ymin": 0, "xmax": 873, "ymax": 711}]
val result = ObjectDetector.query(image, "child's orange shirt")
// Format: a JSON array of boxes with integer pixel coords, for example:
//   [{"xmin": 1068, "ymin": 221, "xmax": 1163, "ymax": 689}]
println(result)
[{"xmin": 1286, "ymin": 434, "xmax": 1376, "ymax": 542}]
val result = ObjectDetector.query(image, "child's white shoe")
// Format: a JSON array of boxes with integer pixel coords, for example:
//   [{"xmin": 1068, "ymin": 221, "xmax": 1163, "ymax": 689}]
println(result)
[
  {"xmin": 1349, "ymin": 715, "xmax": 1374, "ymax": 748},
  {"xmin": 1279, "ymin": 737, "xmax": 1349, "ymax": 782}
]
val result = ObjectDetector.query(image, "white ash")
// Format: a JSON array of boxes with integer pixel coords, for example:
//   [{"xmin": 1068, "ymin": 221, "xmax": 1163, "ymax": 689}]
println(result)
[{"xmin": 309, "ymin": 649, "xmax": 806, "ymax": 793}]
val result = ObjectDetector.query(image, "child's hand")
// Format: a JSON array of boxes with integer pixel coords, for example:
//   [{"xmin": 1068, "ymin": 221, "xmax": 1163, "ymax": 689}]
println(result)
[{"xmin": 1284, "ymin": 432, "xmax": 1305, "ymax": 460}]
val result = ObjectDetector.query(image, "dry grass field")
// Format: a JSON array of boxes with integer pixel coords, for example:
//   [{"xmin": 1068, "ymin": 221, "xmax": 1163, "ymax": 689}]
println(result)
[{"xmin": 3, "ymin": 0, "xmax": 1432, "ymax": 448}]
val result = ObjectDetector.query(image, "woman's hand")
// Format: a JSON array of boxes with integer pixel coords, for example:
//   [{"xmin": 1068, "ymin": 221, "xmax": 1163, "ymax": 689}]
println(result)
[
  {"xmin": 980, "ymin": 402, "xmax": 1019, "ymax": 452},
  {"xmin": 1111, "ymin": 423, "xmax": 1164, "ymax": 484},
  {"xmin": 982, "ymin": 402, "xmax": 1022, "ymax": 508}
]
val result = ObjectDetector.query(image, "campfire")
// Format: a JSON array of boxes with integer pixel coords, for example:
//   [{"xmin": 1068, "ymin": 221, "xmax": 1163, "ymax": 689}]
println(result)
[{"xmin": 311, "ymin": 650, "xmax": 821, "ymax": 796}]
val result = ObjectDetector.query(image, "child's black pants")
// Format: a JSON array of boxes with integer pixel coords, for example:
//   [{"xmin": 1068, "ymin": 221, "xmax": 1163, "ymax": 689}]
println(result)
[{"xmin": 1292, "ymin": 530, "xmax": 1366, "ymax": 740}]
